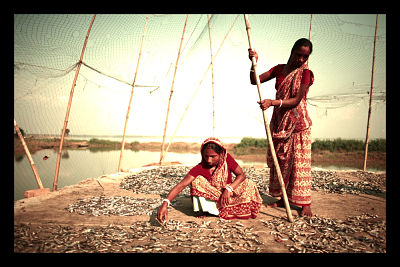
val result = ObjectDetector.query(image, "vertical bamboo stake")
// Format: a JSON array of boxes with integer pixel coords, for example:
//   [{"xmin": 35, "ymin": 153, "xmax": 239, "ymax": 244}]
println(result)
[
  {"xmin": 160, "ymin": 15, "xmax": 240, "ymax": 163},
  {"xmin": 208, "ymin": 14, "xmax": 216, "ymax": 136},
  {"xmin": 14, "ymin": 118, "xmax": 44, "ymax": 189},
  {"xmin": 363, "ymin": 14, "xmax": 379, "ymax": 172},
  {"xmin": 118, "ymin": 15, "xmax": 149, "ymax": 172},
  {"xmin": 308, "ymin": 14, "xmax": 313, "ymax": 64},
  {"xmin": 160, "ymin": 14, "xmax": 189, "ymax": 164},
  {"xmin": 244, "ymin": 14, "xmax": 293, "ymax": 222},
  {"xmin": 53, "ymin": 14, "xmax": 96, "ymax": 191}
]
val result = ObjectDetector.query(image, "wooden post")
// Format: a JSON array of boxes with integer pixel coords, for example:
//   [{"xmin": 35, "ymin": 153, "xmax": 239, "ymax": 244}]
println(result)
[
  {"xmin": 118, "ymin": 15, "xmax": 149, "ymax": 172},
  {"xmin": 160, "ymin": 14, "xmax": 189, "ymax": 164},
  {"xmin": 14, "ymin": 118, "xmax": 44, "ymax": 189},
  {"xmin": 308, "ymin": 14, "xmax": 313, "ymax": 65},
  {"xmin": 244, "ymin": 14, "xmax": 293, "ymax": 222},
  {"xmin": 53, "ymin": 14, "xmax": 96, "ymax": 191},
  {"xmin": 208, "ymin": 14, "xmax": 216, "ymax": 136},
  {"xmin": 363, "ymin": 14, "xmax": 379, "ymax": 172}
]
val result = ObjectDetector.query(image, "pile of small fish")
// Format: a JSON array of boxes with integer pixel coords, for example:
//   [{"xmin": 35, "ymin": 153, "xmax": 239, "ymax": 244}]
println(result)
[
  {"xmin": 261, "ymin": 213, "xmax": 386, "ymax": 253},
  {"xmin": 311, "ymin": 170, "xmax": 385, "ymax": 196},
  {"xmin": 120, "ymin": 166, "xmax": 193, "ymax": 197},
  {"xmin": 65, "ymin": 166, "xmax": 385, "ymax": 224},
  {"xmin": 66, "ymin": 196, "xmax": 163, "ymax": 216},
  {"xmin": 14, "ymin": 219, "xmax": 266, "ymax": 253},
  {"xmin": 120, "ymin": 166, "xmax": 385, "ymax": 197},
  {"xmin": 16, "ymin": 166, "xmax": 385, "ymax": 253},
  {"xmin": 14, "ymin": 213, "xmax": 385, "ymax": 253}
]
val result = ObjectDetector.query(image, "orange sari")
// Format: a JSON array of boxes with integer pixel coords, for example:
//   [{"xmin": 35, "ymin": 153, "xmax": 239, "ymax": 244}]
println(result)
[{"xmin": 190, "ymin": 137, "xmax": 263, "ymax": 219}]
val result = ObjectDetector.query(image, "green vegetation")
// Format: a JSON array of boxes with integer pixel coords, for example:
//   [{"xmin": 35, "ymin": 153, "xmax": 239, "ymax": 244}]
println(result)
[
  {"xmin": 233, "ymin": 137, "xmax": 267, "ymax": 155},
  {"xmin": 234, "ymin": 137, "xmax": 386, "ymax": 154},
  {"xmin": 312, "ymin": 138, "xmax": 385, "ymax": 152},
  {"xmin": 235, "ymin": 137, "xmax": 268, "ymax": 148},
  {"xmin": 88, "ymin": 138, "xmax": 121, "ymax": 146}
]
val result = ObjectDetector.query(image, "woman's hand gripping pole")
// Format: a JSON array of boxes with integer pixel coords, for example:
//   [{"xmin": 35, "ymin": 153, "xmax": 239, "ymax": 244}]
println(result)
[{"xmin": 244, "ymin": 14, "xmax": 293, "ymax": 223}]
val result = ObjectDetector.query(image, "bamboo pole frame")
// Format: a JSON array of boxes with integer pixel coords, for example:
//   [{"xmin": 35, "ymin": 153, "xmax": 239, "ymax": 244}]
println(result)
[
  {"xmin": 244, "ymin": 14, "xmax": 293, "ymax": 222},
  {"xmin": 363, "ymin": 14, "xmax": 379, "ymax": 172},
  {"xmin": 160, "ymin": 15, "xmax": 240, "ymax": 163},
  {"xmin": 14, "ymin": 118, "xmax": 44, "ymax": 189},
  {"xmin": 208, "ymin": 14, "xmax": 216, "ymax": 136},
  {"xmin": 308, "ymin": 14, "xmax": 313, "ymax": 65},
  {"xmin": 53, "ymin": 14, "xmax": 96, "ymax": 191},
  {"xmin": 160, "ymin": 14, "xmax": 189, "ymax": 164},
  {"xmin": 118, "ymin": 15, "xmax": 149, "ymax": 172}
]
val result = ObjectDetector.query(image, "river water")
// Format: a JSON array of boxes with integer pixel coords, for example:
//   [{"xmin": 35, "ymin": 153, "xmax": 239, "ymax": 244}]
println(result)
[{"xmin": 14, "ymin": 136, "xmax": 384, "ymax": 201}]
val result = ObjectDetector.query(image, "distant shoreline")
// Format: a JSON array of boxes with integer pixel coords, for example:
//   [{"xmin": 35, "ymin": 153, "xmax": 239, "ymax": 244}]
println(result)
[{"xmin": 14, "ymin": 136, "xmax": 386, "ymax": 171}]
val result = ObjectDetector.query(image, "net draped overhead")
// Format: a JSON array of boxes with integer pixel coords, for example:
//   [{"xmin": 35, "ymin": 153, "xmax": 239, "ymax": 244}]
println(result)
[{"xmin": 14, "ymin": 14, "xmax": 386, "ymax": 142}]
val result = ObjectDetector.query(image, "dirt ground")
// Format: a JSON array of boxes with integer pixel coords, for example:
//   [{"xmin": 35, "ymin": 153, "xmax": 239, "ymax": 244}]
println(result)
[{"xmin": 13, "ymin": 167, "xmax": 386, "ymax": 253}]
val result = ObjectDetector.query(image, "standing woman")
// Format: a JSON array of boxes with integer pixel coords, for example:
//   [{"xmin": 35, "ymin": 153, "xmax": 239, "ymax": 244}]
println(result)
[{"xmin": 248, "ymin": 38, "xmax": 314, "ymax": 217}]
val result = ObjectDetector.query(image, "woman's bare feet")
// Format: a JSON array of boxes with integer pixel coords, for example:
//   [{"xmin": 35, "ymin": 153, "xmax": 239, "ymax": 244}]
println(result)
[
  {"xmin": 268, "ymin": 199, "xmax": 313, "ymax": 217},
  {"xmin": 194, "ymin": 211, "xmax": 207, "ymax": 218},
  {"xmin": 267, "ymin": 198, "xmax": 285, "ymax": 208},
  {"xmin": 301, "ymin": 205, "xmax": 312, "ymax": 217}
]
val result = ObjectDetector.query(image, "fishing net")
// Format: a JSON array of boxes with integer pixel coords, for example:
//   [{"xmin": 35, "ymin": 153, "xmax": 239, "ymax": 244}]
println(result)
[{"xmin": 14, "ymin": 14, "xmax": 386, "ymax": 163}]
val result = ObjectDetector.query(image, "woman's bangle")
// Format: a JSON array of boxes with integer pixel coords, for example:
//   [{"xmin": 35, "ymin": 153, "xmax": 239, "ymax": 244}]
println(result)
[
  {"xmin": 162, "ymin": 198, "xmax": 171, "ymax": 207},
  {"xmin": 278, "ymin": 99, "xmax": 283, "ymax": 108},
  {"xmin": 225, "ymin": 185, "xmax": 233, "ymax": 193}
]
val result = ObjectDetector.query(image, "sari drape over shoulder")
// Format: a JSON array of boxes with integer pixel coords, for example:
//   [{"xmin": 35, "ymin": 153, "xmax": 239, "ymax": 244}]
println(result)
[
  {"xmin": 190, "ymin": 137, "xmax": 263, "ymax": 219},
  {"xmin": 267, "ymin": 64, "xmax": 314, "ymax": 206}
]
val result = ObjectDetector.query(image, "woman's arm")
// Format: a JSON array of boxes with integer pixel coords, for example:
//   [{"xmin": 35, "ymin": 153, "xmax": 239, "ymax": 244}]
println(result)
[
  {"xmin": 249, "ymin": 49, "xmax": 274, "ymax": 85},
  {"xmin": 250, "ymin": 69, "xmax": 274, "ymax": 85},
  {"xmin": 157, "ymin": 173, "xmax": 196, "ymax": 223},
  {"xmin": 165, "ymin": 173, "xmax": 196, "ymax": 202},
  {"xmin": 258, "ymin": 83, "xmax": 310, "ymax": 110},
  {"xmin": 220, "ymin": 164, "xmax": 246, "ymax": 206},
  {"xmin": 230, "ymin": 165, "xmax": 246, "ymax": 190}
]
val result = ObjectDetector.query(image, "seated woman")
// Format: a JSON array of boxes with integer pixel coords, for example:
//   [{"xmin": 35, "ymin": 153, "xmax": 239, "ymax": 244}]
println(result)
[{"xmin": 157, "ymin": 137, "xmax": 263, "ymax": 223}]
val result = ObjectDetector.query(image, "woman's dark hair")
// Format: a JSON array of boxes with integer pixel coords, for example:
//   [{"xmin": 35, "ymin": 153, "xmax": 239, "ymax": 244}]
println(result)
[
  {"xmin": 291, "ymin": 38, "xmax": 313, "ymax": 54},
  {"xmin": 201, "ymin": 142, "xmax": 223, "ymax": 155}
]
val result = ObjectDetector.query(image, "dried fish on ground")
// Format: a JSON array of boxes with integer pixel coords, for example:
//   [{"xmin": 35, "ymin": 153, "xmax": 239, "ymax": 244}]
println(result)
[
  {"xmin": 14, "ymin": 211, "xmax": 385, "ymax": 253},
  {"xmin": 120, "ymin": 166, "xmax": 385, "ymax": 198},
  {"xmin": 261, "ymin": 213, "xmax": 386, "ymax": 253},
  {"xmin": 66, "ymin": 196, "xmax": 162, "ymax": 216},
  {"xmin": 14, "ymin": 219, "xmax": 266, "ymax": 253}
]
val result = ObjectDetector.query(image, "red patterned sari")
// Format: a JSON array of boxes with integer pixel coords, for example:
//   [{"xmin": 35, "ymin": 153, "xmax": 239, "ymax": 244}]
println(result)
[
  {"xmin": 190, "ymin": 137, "xmax": 263, "ymax": 219},
  {"xmin": 267, "ymin": 63, "xmax": 314, "ymax": 206}
]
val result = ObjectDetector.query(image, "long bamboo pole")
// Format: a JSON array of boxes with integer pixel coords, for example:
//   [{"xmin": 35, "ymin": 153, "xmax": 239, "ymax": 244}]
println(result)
[
  {"xmin": 14, "ymin": 118, "xmax": 44, "ymax": 189},
  {"xmin": 308, "ymin": 14, "xmax": 313, "ymax": 65},
  {"xmin": 53, "ymin": 14, "xmax": 96, "ymax": 191},
  {"xmin": 363, "ymin": 14, "xmax": 379, "ymax": 172},
  {"xmin": 208, "ymin": 14, "xmax": 216, "ymax": 136},
  {"xmin": 244, "ymin": 14, "xmax": 293, "ymax": 222},
  {"xmin": 160, "ymin": 14, "xmax": 189, "ymax": 164},
  {"xmin": 118, "ymin": 15, "xmax": 149, "ymax": 172},
  {"xmin": 160, "ymin": 15, "xmax": 240, "ymax": 163}
]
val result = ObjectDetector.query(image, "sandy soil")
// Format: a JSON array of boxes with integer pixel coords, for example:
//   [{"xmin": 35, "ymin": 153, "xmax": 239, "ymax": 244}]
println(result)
[{"xmin": 14, "ymin": 168, "xmax": 386, "ymax": 253}]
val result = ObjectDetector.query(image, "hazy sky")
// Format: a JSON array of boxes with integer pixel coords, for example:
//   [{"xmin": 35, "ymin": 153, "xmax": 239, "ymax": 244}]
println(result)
[{"xmin": 14, "ymin": 14, "xmax": 386, "ymax": 141}]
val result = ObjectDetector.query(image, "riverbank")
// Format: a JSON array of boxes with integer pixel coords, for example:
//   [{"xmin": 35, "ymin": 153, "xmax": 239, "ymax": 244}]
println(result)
[{"xmin": 14, "ymin": 137, "xmax": 386, "ymax": 171}]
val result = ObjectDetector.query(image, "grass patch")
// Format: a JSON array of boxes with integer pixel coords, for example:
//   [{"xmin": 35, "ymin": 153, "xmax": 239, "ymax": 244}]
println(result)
[
  {"xmin": 312, "ymin": 138, "xmax": 386, "ymax": 152},
  {"xmin": 88, "ymin": 138, "xmax": 120, "ymax": 146},
  {"xmin": 233, "ymin": 137, "xmax": 386, "ymax": 155}
]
